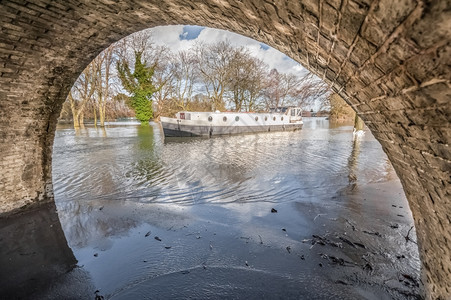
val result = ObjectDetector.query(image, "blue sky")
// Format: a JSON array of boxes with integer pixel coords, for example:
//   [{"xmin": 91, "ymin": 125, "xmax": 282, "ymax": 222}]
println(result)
[
  {"xmin": 179, "ymin": 25, "xmax": 204, "ymax": 40},
  {"xmin": 149, "ymin": 25, "xmax": 308, "ymax": 77}
]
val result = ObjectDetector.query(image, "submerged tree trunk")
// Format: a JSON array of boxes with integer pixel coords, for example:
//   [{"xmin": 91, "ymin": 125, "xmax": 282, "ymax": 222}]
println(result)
[
  {"xmin": 71, "ymin": 109, "xmax": 80, "ymax": 128},
  {"xmin": 79, "ymin": 111, "xmax": 85, "ymax": 128},
  {"xmin": 99, "ymin": 104, "xmax": 106, "ymax": 127},
  {"xmin": 69, "ymin": 92, "xmax": 81, "ymax": 128},
  {"xmin": 93, "ymin": 106, "xmax": 97, "ymax": 127},
  {"xmin": 72, "ymin": 113, "xmax": 80, "ymax": 128}
]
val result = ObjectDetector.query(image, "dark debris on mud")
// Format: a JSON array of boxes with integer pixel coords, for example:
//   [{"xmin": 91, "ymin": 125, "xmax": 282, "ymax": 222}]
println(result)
[{"xmin": 298, "ymin": 221, "xmax": 420, "ymax": 300}]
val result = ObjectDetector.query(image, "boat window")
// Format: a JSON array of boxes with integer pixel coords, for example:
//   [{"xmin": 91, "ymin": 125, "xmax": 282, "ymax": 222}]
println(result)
[
  {"xmin": 291, "ymin": 109, "xmax": 295, "ymax": 116},
  {"xmin": 255, "ymin": 116, "xmax": 258, "ymax": 121},
  {"xmin": 273, "ymin": 116, "xmax": 276, "ymax": 121},
  {"xmin": 208, "ymin": 116, "xmax": 213, "ymax": 122},
  {"xmin": 235, "ymin": 116, "xmax": 239, "ymax": 121},
  {"xmin": 281, "ymin": 117, "xmax": 284, "ymax": 121},
  {"xmin": 265, "ymin": 116, "xmax": 268, "ymax": 121},
  {"xmin": 223, "ymin": 116, "xmax": 227, "ymax": 122}
]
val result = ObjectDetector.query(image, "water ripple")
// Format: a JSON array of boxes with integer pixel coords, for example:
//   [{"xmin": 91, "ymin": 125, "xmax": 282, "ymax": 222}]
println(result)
[{"xmin": 53, "ymin": 119, "xmax": 395, "ymax": 207}]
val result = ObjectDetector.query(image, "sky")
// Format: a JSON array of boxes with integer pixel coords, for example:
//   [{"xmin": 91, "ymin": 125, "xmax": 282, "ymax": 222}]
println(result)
[{"xmin": 148, "ymin": 25, "xmax": 309, "ymax": 77}]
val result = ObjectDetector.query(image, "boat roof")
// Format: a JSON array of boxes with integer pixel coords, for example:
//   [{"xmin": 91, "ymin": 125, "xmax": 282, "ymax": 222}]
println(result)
[
  {"xmin": 178, "ymin": 106, "xmax": 301, "ymax": 114},
  {"xmin": 270, "ymin": 106, "xmax": 301, "ymax": 109}
]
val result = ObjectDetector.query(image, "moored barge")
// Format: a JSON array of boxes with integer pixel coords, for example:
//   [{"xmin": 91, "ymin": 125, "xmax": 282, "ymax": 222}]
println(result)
[{"xmin": 160, "ymin": 106, "xmax": 303, "ymax": 138}]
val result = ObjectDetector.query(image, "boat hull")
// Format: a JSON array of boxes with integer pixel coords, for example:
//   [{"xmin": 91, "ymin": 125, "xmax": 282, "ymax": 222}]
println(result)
[{"xmin": 161, "ymin": 121, "xmax": 303, "ymax": 137}]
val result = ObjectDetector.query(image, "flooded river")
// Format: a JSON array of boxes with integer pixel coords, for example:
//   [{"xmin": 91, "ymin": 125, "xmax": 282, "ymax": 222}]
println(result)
[{"xmin": 4, "ymin": 118, "xmax": 421, "ymax": 299}]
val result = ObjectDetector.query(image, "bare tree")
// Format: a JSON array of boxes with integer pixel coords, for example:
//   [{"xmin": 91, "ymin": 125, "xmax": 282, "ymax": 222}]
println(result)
[
  {"xmin": 194, "ymin": 41, "xmax": 235, "ymax": 111},
  {"xmin": 226, "ymin": 49, "xmax": 267, "ymax": 111},
  {"xmin": 262, "ymin": 69, "xmax": 297, "ymax": 109},
  {"xmin": 293, "ymin": 73, "xmax": 331, "ymax": 108},
  {"xmin": 116, "ymin": 29, "xmax": 154, "ymax": 63},
  {"xmin": 93, "ymin": 44, "xmax": 116, "ymax": 127},
  {"xmin": 262, "ymin": 69, "xmax": 331, "ymax": 111},
  {"xmin": 152, "ymin": 46, "xmax": 175, "ymax": 120},
  {"xmin": 243, "ymin": 58, "xmax": 267, "ymax": 112},
  {"xmin": 172, "ymin": 50, "xmax": 198, "ymax": 111},
  {"xmin": 226, "ymin": 48, "xmax": 249, "ymax": 111},
  {"xmin": 68, "ymin": 63, "xmax": 97, "ymax": 128}
]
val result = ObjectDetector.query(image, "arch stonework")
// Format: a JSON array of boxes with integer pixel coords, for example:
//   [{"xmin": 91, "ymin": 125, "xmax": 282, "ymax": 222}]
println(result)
[{"xmin": 0, "ymin": 0, "xmax": 449, "ymax": 298}]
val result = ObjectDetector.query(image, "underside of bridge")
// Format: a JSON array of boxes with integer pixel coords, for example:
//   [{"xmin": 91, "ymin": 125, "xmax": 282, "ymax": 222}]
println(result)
[{"xmin": 0, "ymin": 0, "xmax": 449, "ymax": 298}]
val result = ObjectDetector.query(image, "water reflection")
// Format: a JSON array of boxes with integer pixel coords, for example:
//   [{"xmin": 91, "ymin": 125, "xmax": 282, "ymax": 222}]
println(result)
[
  {"xmin": 53, "ymin": 118, "xmax": 410, "ymax": 238},
  {"xmin": 101, "ymin": 126, "xmax": 107, "ymax": 137},
  {"xmin": 347, "ymin": 135, "xmax": 362, "ymax": 190},
  {"xmin": 50, "ymin": 118, "xmax": 420, "ymax": 299},
  {"xmin": 137, "ymin": 124, "xmax": 155, "ymax": 150}
]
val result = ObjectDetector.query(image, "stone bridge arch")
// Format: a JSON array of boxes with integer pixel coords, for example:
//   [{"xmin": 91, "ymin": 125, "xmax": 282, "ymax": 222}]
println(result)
[{"xmin": 0, "ymin": 1, "xmax": 449, "ymax": 298}]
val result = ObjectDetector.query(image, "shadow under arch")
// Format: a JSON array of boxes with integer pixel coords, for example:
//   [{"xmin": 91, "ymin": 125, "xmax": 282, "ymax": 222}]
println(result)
[
  {"xmin": 0, "ymin": 1, "xmax": 449, "ymax": 298},
  {"xmin": 0, "ymin": 202, "xmax": 94, "ymax": 299}
]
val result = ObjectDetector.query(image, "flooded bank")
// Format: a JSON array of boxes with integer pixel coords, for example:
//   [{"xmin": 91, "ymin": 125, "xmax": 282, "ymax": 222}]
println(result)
[{"xmin": 1, "ymin": 118, "xmax": 421, "ymax": 299}]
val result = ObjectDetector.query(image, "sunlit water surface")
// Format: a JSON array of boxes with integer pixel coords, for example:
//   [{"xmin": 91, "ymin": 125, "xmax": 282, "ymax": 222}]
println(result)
[{"xmin": 52, "ymin": 118, "xmax": 420, "ymax": 299}]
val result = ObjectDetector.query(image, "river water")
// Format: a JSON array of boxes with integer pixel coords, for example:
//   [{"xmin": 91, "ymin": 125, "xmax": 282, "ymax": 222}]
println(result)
[{"xmin": 46, "ymin": 118, "xmax": 420, "ymax": 299}]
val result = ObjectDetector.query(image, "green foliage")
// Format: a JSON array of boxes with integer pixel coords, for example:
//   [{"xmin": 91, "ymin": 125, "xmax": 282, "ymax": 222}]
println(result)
[{"xmin": 117, "ymin": 51, "xmax": 156, "ymax": 124}]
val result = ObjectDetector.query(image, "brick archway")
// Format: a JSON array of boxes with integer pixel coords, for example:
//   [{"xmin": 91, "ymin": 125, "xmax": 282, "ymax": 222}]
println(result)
[{"xmin": 0, "ymin": 1, "xmax": 449, "ymax": 298}]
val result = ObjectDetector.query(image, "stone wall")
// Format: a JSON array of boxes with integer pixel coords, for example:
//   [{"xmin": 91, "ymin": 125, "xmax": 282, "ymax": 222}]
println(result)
[{"xmin": 0, "ymin": 0, "xmax": 449, "ymax": 298}]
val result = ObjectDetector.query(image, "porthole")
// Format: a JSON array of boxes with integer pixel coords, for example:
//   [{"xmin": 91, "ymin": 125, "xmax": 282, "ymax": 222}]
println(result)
[
  {"xmin": 273, "ymin": 116, "xmax": 276, "ymax": 121},
  {"xmin": 223, "ymin": 116, "xmax": 227, "ymax": 122},
  {"xmin": 255, "ymin": 116, "xmax": 259, "ymax": 121},
  {"xmin": 265, "ymin": 116, "xmax": 268, "ymax": 121},
  {"xmin": 208, "ymin": 116, "xmax": 213, "ymax": 122},
  {"xmin": 235, "ymin": 116, "xmax": 240, "ymax": 121},
  {"xmin": 281, "ymin": 117, "xmax": 284, "ymax": 121}
]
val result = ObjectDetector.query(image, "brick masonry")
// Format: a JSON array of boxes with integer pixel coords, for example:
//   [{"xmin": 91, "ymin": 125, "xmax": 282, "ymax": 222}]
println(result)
[{"xmin": 0, "ymin": 0, "xmax": 449, "ymax": 298}]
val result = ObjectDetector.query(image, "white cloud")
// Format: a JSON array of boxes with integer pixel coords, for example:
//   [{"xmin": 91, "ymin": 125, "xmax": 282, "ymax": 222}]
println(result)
[{"xmin": 148, "ymin": 25, "xmax": 308, "ymax": 76}]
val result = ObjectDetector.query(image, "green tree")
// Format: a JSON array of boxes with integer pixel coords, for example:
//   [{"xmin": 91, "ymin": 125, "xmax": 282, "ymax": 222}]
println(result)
[{"xmin": 117, "ymin": 51, "xmax": 156, "ymax": 124}]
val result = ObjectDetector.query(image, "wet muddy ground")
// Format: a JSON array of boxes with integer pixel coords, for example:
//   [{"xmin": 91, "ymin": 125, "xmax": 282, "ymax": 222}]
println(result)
[{"xmin": 1, "ymin": 118, "xmax": 421, "ymax": 299}]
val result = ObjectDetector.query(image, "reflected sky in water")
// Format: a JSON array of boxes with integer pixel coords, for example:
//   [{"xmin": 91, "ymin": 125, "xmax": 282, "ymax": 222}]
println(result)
[
  {"xmin": 54, "ymin": 118, "xmax": 394, "ymax": 207},
  {"xmin": 52, "ymin": 118, "xmax": 419, "ymax": 299}
]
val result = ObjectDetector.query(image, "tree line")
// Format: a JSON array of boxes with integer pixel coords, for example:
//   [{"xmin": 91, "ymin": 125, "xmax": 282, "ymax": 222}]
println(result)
[{"xmin": 60, "ymin": 29, "xmax": 331, "ymax": 127}]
